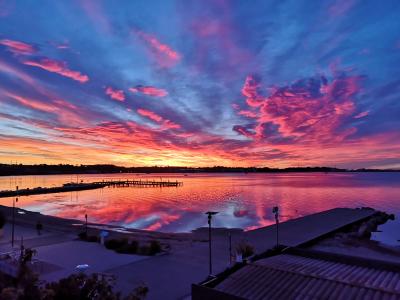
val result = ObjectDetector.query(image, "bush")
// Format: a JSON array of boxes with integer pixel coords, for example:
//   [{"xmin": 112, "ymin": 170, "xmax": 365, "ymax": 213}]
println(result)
[
  {"xmin": 138, "ymin": 241, "xmax": 162, "ymax": 256},
  {"xmin": 86, "ymin": 235, "xmax": 99, "ymax": 243},
  {"xmin": 104, "ymin": 238, "xmax": 162, "ymax": 256},
  {"xmin": 149, "ymin": 240, "xmax": 162, "ymax": 255},
  {"xmin": 78, "ymin": 232, "xmax": 98, "ymax": 243},
  {"xmin": 138, "ymin": 245, "xmax": 150, "ymax": 255},
  {"xmin": 115, "ymin": 240, "xmax": 139, "ymax": 254},
  {"xmin": 104, "ymin": 238, "xmax": 127, "ymax": 250},
  {"xmin": 236, "ymin": 242, "xmax": 254, "ymax": 258},
  {"xmin": 0, "ymin": 211, "xmax": 6, "ymax": 229},
  {"xmin": 78, "ymin": 232, "xmax": 87, "ymax": 240}
]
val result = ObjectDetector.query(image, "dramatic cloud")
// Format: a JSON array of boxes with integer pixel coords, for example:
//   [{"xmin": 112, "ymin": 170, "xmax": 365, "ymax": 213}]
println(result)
[
  {"xmin": 23, "ymin": 58, "xmax": 89, "ymax": 83},
  {"xmin": 0, "ymin": 39, "xmax": 36, "ymax": 55},
  {"xmin": 235, "ymin": 72, "xmax": 363, "ymax": 144},
  {"xmin": 129, "ymin": 85, "xmax": 168, "ymax": 97},
  {"xmin": 105, "ymin": 86, "xmax": 125, "ymax": 101}
]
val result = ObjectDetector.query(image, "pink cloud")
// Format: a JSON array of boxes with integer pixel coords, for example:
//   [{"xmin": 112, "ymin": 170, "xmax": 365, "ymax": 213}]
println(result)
[
  {"xmin": 137, "ymin": 108, "xmax": 163, "ymax": 122},
  {"xmin": 231, "ymin": 103, "xmax": 240, "ymax": 110},
  {"xmin": 162, "ymin": 119, "xmax": 181, "ymax": 130},
  {"xmin": 105, "ymin": 86, "xmax": 125, "ymax": 102},
  {"xmin": 241, "ymin": 75, "xmax": 265, "ymax": 107},
  {"xmin": 0, "ymin": 39, "xmax": 36, "ymax": 55},
  {"xmin": 5, "ymin": 92, "xmax": 55, "ymax": 113},
  {"xmin": 329, "ymin": 0, "xmax": 358, "ymax": 17},
  {"xmin": 238, "ymin": 110, "xmax": 258, "ymax": 118},
  {"xmin": 53, "ymin": 99, "xmax": 77, "ymax": 110},
  {"xmin": 233, "ymin": 125, "xmax": 254, "ymax": 139},
  {"xmin": 23, "ymin": 58, "xmax": 89, "ymax": 83},
  {"xmin": 137, "ymin": 108, "xmax": 181, "ymax": 130},
  {"xmin": 80, "ymin": 0, "xmax": 112, "ymax": 34},
  {"xmin": 189, "ymin": 6, "xmax": 254, "ymax": 79},
  {"xmin": 354, "ymin": 110, "xmax": 369, "ymax": 119},
  {"xmin": 134, "ymin": 29, "xmax": 181, "ymax": 67},
  {"xmin": 235, "ymin": 71, "xmax": 363, "ymax": 144},
  {"xmin": 0, "ymin": 59, "xmax": 36, "ymax": 85},
  {"xmin": 129, "ymin": 85, "xmax": 168, "ymax": 97}
]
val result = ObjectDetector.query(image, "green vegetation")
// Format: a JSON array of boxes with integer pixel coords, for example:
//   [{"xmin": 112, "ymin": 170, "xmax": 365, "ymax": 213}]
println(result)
[
  {"xmin": 0, "ymin": 245, "xmax": 148, "ymax": 300},
  {"xmin": 0, "ymin": 272, "xmax": 148, "ymax": 300},
  {"xmin": 79, "ymin": 234, "xmax": 162, "ymax": 256},
  {"xmin": 105, "ymin": 238, "xmax": 162, "ymax": 256},
  {"xmin": 2, "ymin": 163, "xmax": 398, "ymax": 177},
  {"xmin": 236, "ymin": 242, "xmax": 254, "ymax": 258},
  {"xmin": 78, "ymin": 232, "xmax": 99, "ymax": 243}
]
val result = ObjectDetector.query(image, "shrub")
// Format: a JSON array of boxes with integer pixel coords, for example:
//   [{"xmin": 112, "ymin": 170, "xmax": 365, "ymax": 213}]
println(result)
[
  {"xmin": 138, "ymin": 245, "xmax": 150, "ymax": 256},
  {"xmin": 138, "ymin": 241, "xmax": 162, "ymax": 256},
  {"xmin": 105, "ymin": 238, "xmax": 127, "ymax": 250},
  {"xmin": 148, "ymin": 240, "xmax": 162, "ymax": 255},
  {"xmin": 77, "ymin": 232, "xmax": 98, "ymax": 243},
  {"xmin": 86, "ymin": 235, "xmax": 99, "ymax": 243},
  {"xmin": 104, "ymin": 238, "xmax": 162, "ymax": 256},
  {"xmin": 0, "ymin": 211, "xmax": 6, "ymax": 229},
  {"xmin": 115, "ymin": 240, "xmax": 139, "ymax": 254},
  {"xmin": 236, "ymin": 242, "xmax": 254, "ymax": 258},
  {"xmin": 78, "ymin": 232, "xmax": 87, "ymax": 240}
]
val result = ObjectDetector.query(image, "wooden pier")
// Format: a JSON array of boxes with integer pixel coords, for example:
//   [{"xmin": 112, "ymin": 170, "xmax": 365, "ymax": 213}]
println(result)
[
  {"xmin": 95, "ymin": 179, "xmax": 183, "ymax": 188},
  {"xmin": 0, "ymin": 179, "xmax": 183, "ymax": 198}
]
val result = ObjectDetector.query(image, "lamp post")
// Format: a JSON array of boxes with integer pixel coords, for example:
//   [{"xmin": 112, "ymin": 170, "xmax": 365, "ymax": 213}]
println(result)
[
  {"xmin": 12, "ymin": 186, "xmax": 19, "ymax": 247},
  {"xmin": 272, "ymin": 206, "xmax": 279, "ymax": 248},
  {"xmin": 228, "ymin": 233, "xmax": 232, "ymax": 266},
  {"xmin": 206, "ymin": 211, "xmax": 218, "ymax": 277},
  {"xmin": 85, "ymin": 214, "xmax": 88, "ymax": 236}
]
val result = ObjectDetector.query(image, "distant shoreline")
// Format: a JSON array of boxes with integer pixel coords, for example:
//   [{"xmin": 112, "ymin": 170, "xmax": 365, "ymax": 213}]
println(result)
[{"xmin": 0, "ymin": 164, "xmax": 399, "ymax": 176}]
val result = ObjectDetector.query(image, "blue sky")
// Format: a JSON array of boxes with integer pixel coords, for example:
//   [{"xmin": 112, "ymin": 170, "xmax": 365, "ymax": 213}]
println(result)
[{"xmin": 0, "ymin": 0, "xmax": 399, "ymax": 168}]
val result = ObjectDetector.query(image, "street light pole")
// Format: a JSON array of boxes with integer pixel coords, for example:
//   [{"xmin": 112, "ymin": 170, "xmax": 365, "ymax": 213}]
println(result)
[
  {"xmin": 272, "ymin": 206, "xmax": 279, "ymax": 248},
  {"xmin": 85, "ymin": 214, "xmax": 88, "ymax": 236},
  {"xmin": 206, "ymin": 211, "xmax": 218, "ymax": 277},
  {"xmin": 12, "ymin": 186, "xmax": 18, "ymax": 247},
  {"xmin": 228, "ymin": 233, "xmax": 232, "ymax": 266}
]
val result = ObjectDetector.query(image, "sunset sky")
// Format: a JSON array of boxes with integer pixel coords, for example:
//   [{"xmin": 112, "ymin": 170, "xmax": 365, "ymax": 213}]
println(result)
[{"xmin": 0, "ymin": 0, "xmax": 399, "ymax": 168}]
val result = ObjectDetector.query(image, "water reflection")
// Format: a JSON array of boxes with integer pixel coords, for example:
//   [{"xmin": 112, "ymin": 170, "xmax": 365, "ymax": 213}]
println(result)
[{"xmin": 0, "ymin": 173, "xmax": 399, "ymax": 233}]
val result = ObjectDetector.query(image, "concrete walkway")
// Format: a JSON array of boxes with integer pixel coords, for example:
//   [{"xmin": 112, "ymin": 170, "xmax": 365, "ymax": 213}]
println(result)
[
  {"xmin": 0, "ymin": 223, "xmax": 73, "ymax": 252},
  {"xmin": 36, "ymin": 241, "xmax": 150, "ymax": 282}
]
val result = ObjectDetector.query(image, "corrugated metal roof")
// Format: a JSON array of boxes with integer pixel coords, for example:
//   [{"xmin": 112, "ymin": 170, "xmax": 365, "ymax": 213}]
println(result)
[{"xmin": 215, "ymin": 254, "xmax": 400, "ymax": 300}]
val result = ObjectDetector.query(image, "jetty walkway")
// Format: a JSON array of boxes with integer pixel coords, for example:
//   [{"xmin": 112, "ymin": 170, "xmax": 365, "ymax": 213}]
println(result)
[
  {"xmin": 244, "ymin": 207, "xmax": 376, "ymax": 252},
  {"xmin": 0, "ymin": 179, "xmax": 183, "ymax": 198}
]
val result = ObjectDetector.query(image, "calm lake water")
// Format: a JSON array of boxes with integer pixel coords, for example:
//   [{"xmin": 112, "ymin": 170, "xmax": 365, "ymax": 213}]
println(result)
[{"xmin": 0, "ymin": 173, "xmax": 399, "ymax": 239}]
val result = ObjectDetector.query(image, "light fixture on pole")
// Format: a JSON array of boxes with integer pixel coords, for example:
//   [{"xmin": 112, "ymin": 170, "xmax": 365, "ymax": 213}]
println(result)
[
  {"xmin": 272, "ymin": 206, "xmax": 279, "ymax": 248},
  {"xmin": 85, "ymin": 214, "xmax": 88, "ymax": 236},
  {"xmin": 206, "ymin": 211, "xmax": 218, "ymax": 277},
  {"xmin": 12, "ymin": 186, "xmax": 19, "ymax": 247}
]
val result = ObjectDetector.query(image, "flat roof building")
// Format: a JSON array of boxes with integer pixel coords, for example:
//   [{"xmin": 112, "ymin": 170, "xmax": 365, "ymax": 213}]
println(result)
[{"xmin": 193, "ymin": 248, "xmax": 400, "ymax": 300}]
